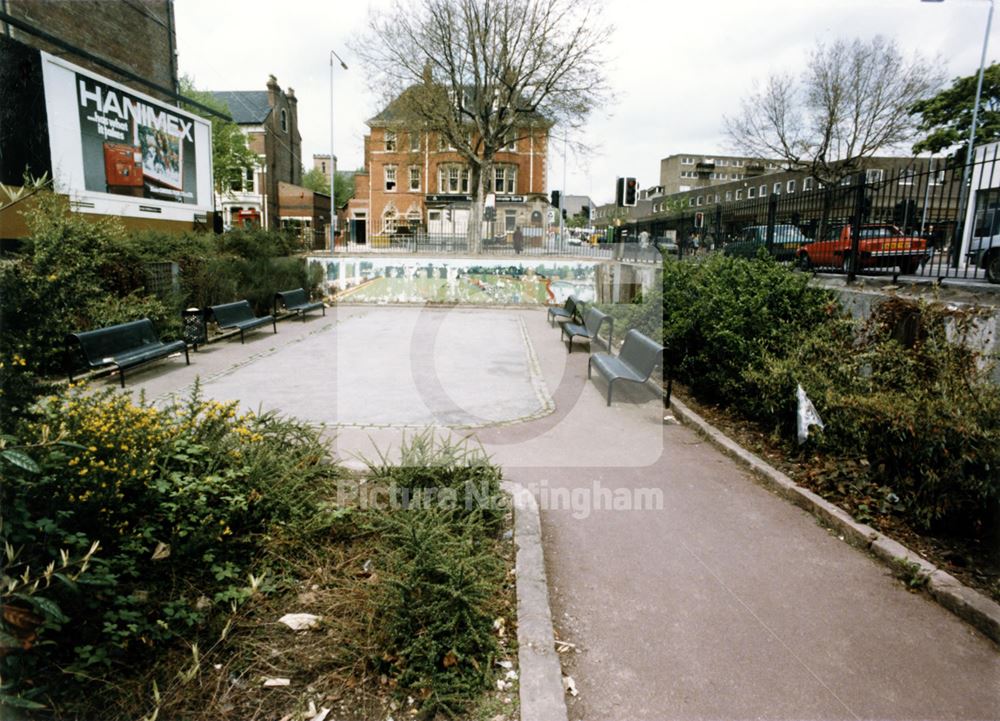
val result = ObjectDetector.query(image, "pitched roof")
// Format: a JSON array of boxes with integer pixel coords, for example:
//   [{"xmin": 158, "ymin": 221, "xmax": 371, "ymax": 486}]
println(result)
[
  {"xmin": 208, "ymin": 91, "xmax": 271, "ymax": 124},
  {"xmin": 368, "ymin": 84, "xmax": 550, "ymax": 127}
]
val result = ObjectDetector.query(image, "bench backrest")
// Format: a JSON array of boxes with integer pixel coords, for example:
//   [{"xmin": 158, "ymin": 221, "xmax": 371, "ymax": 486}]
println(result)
[
  {"xmin": 210, "ymin": 300, "xmax": 256, "ymax": 326},
  {"xmin": 619, "ymin": 329, "xmax": 664, "ymax": 380},
  {"xmin": 70, "ymin": 319, "xmax": 161, "ymax": 363},
  {"xmin": 276, "ymin": 288, "xmax": 308, "ymax": 308},
  {"xmin": 564, "ymin": 295, "xmax": 580, "ymax": 315},
  {"xmin": 583, "ymin": 307, "xmax": 612, "ymax": 342}
]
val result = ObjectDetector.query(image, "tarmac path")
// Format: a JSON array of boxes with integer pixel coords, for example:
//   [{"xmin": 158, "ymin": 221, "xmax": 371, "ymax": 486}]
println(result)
[{"xmin": 125, "ymin": 304, "xmax": 999, "ymax": 721}]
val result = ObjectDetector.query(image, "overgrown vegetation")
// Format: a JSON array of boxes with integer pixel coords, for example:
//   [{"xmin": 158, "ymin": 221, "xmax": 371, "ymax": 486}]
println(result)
[
  {"xmin": 602, "ymin": 253, "xmax": 1000, "ymax": 546},
  {"xmin": 0, "ymin": 193, "xmax": 322, "ymax": 431},
  {"xmin": 2, "ymin": 398, "xmax": 514, "ymax": 719}
]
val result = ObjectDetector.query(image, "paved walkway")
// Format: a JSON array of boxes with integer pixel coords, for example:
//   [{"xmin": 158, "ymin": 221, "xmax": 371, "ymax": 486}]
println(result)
[{"xmin": 122, "ymin": 305, "xmax": 999, "ymax": 720}]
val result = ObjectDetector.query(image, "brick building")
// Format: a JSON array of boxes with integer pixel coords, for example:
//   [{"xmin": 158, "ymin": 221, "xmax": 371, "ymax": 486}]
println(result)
[
  {"xmin": 0, "ymin": 0, "xmax": 221, "ymax": 239},
  {"xmin": 2, "ymin": 0, "xmax": 178, "ymax": 103},
  {"xmin": 210, "ymin": 76, "xmax": 306, "ymax": 232},
  {"xmin": 659, "ymin": 152, "xmax": 784, "ymax": 195},
  {"xmin": 349, "ymin": 94, "xmax": 551, "ymax": 244}
]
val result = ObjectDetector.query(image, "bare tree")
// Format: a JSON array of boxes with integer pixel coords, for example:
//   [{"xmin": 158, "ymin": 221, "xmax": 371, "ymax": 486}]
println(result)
[
  {"xmin": 724, "ymin": 36, "xmax": 943, "ymax": 186},
  {"xmin": 354, "ymin": 0, "xmax": 612, "ymax": 249}
]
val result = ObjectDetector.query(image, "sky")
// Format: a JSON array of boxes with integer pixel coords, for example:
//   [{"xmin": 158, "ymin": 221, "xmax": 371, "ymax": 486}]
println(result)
[{"xmin": 174, "ymin": 0, "xmax": 999, "ymax": 205}]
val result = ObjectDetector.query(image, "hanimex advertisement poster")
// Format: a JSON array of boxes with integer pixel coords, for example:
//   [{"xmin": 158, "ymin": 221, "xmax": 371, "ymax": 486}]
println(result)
[{"xmin": 40, "ymin": 51, "xmax": 212, "ymax": 217}]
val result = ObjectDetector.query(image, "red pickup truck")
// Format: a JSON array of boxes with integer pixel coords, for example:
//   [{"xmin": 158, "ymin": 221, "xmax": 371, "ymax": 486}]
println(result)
[{"xmin": 796, "ymin": 224, "xmax": 929, "ymax": 274}]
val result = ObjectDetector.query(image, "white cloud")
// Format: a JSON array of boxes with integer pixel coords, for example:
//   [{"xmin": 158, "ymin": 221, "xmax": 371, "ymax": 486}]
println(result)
[{"xmin": 175, "ymin": 0, "xmax": 998, "ymax": 204}]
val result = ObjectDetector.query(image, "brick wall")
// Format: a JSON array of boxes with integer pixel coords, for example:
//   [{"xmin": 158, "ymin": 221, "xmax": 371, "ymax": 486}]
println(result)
[{"xmin": 4, "ymin": 0, "xmax": 177, "ymax": 103}]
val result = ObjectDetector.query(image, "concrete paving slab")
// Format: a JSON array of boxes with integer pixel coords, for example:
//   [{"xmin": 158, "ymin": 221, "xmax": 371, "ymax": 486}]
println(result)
[{"xmin": 120, "ymin": 304, "xmax": 1000, "ymax": 721}]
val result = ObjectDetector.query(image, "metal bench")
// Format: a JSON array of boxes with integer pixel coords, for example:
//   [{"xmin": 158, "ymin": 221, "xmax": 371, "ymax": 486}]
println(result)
[
  {"xmin": 561, "ymin": 306, "xmax": 613, "ymax": 354},
  {"xmin": 547, "ymin": 294, "xmax": 580, "ymax": 327},
  {"xmin": 65, "ymin": 318, "xmax": 189, "ymax": 388},
  {"xmin": 207, "ymin": 300, "xmax": 276, "ymax": 343},
  {"xmin": 588, "ymin": 329, "xmax": 665, "ymax": 406},
  {"xmin": 274, "ymin": 288, "xmax": 325, "ymax": 321}
]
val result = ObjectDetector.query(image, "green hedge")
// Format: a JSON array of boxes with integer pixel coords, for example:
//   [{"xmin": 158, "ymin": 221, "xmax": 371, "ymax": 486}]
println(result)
[{"xmin": 602, "ymin": 254, "xmax": 1000, "ymax": 539}]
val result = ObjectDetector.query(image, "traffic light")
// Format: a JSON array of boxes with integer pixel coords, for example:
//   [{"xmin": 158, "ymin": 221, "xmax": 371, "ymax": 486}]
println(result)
[
  {"xmin": 615, "ymin": 177, "xmax": 625, "ymax": 207},
  {"xmin": 551, "ymin": 190, "xmax": 561, "ymax": 208},
  {"xmin": 624, "ymin": 177, "xmax": 638, "ymax": 206}
]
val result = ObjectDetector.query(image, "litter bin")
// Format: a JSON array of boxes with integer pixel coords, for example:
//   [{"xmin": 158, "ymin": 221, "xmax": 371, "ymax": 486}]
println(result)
[{"xmin": 182, "ymin": 307, "xmax": 207, "ymax": 349}]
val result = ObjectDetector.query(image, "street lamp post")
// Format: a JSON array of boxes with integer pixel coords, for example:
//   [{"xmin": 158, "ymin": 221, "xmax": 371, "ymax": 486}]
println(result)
[
  {"xmin": 923, "ymin": 0, "xmax": 994, "ymax": 266},
  {"xmin": 330, "ymin": 50, "xmax": 348, "ymax": 253}
]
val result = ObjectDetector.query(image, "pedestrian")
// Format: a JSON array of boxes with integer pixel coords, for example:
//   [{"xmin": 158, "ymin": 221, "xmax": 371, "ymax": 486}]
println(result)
[{"xmin": 513, "ymin": 226, "xmax": 524, "ymax": 255}]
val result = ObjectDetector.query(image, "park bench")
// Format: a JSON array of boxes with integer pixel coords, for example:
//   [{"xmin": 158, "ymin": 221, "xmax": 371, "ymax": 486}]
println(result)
[
  {"xmin": 65, "ymin": 318, "xmax": 189, "ymax": 388},
  {"xmin": 274, "ymin": 288, "xmax": 325, "ymax": 321},
  {"xmin": 561, "ymin": 306, "xmax": 613, "ymax": 354},
  {"xmin": 547, "ymin": 294, "xmax": 581, "ymax": 327},
  {"xmin": 588, "ymin": 329, "xmax": 665, "ymax": 406},
  {"xmin": 207, "ymin": 300, "xmax": 276, "ymax": 343}
]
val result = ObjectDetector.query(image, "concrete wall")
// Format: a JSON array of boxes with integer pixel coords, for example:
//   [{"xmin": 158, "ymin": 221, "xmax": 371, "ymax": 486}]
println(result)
[{"xmin": 813, "ymin": 276, "xmax": 1000, "ymax": 384}]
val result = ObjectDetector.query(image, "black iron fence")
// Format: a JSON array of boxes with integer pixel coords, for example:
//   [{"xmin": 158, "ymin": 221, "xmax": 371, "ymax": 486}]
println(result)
[{"xmin": 617, "ymin": 149, "xmax": 1000, "ymax": 284}]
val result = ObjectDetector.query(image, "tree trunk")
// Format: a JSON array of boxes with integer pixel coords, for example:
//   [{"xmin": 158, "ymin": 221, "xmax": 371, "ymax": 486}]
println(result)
[{"xmin": 468, "ymin": 163, "xmax": 484, "ymax": 254}]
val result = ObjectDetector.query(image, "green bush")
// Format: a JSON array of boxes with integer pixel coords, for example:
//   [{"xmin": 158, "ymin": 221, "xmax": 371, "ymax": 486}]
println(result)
[
  {"xmin": 606, "ymin": 255, "xmax": 1000, "ymax": 540},
  {"xmin": 366, "ymin": 434, "xmax": 508, "ymax": 715},
  {"xmin": 1, "ymin": 385, "xmax": 342, "ymax": 714}
]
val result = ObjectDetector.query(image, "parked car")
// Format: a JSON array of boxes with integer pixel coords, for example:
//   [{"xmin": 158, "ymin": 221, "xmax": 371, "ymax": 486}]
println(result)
[
  {"xmin": 795, "ymin": 224, "xmax": 929, "ymax": 274},
  {"xmin": 967, "ymin": 201, "xmax": 1000, "ymax": 283},
  {"xmin": 724, "ymin": 224, "xmax": 809, "ymax": 261}
]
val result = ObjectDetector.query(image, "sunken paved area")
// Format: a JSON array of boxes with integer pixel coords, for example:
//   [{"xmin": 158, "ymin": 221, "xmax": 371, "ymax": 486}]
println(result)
[{"xmin": 121, "ymin": 304, "xmax": 999, "ymax": 720}]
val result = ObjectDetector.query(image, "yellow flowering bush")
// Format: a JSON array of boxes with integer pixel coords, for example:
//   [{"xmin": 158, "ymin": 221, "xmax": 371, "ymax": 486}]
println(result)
[{"xmin": 2, "ymin": 385, "xmax": 340, "ymax": 709}]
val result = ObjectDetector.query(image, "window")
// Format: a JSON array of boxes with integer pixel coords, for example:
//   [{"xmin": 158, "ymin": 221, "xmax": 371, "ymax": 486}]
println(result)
[
  {"xmin": 786, "ymin": 180, "xmax": 796, "ymax": 193},
  {"xmin": 866, "ymin": 168, "xmax": 884, "ymax": 183},
  {"xmin": 438, "ymin": 165, "xmax": 470, "ymax": 193},
  {"xmin": 438, "ymin": 134, "xmax": 456, "ymax": 151},
  {"xmin": 409, "ymin": 132, "xmax": 421, "ymax": 152},
  {"xmin": 736, "ymin": 190, "xmax": 743, "ymax": 200},
  {"xmin": 280, "ymin": 109, "xmax": 288, "ymax": 133},
  {"xmin": 725, "ymin": 191, "xmax": 732, "ymax": 201},
  {"xmin": 929, "ymin": 169, "xmax": 946, "ymax": 186},
  {"xmin": 409, "ymin": 166, "xmax": 421, "ymax": 192},
  {"xmin": 503, "ymin": 132, "xmax": 518, "ymax": 151},
  {"xmin": 428, "ymin": 210, "xmax": 441, "ymax": 222},
  {"xmin": 384, "ymin": 165, "xmax": 397, "ymax": 191},
  {"xmin": 803, "ymin": 177, "xmax": 814, "ymax": 191},
  {"xmin": 320, "ymin": 161, "xmax": 326, "ymax": 174},
  {"xmin": 898, "ymin": 168, "xmax": 915, "ymax": 186},
  {"xmin": 773, "ymin": 182, "xmax": 781, "ymax": 194},
  {"xmin": 735, "ymin": 160, "xmax": 744, "ymax": 167},
  {"xmin": 718, "ymin": 159, "xmax": 729, "ymax": 167},
  {"xmin": 759, "ymin": 185, "xmax": 767, "ymax": 197},
  {"xmin": 681, "ymin": 156, "xmax": 694, "ymax": 165},
  {"xmin": 748, "ymin": 187, "xmax": 756, "ymax": 199},
  {"xmin": 494, "ymin": 165, "xmax": 517, "ymax": 194},
  {"xmin": 382, "ymin": 205, "xmax": 397, "ymax": 233},
  {"xmin": 385, "ymin": 131, "xmax": 397, "ymax": 151},
  {"xmin": 505, "ymin": 209, "xmax": 517, "ymax": 231},
  {"xmin": 696, "ymin": 196, "xmax": 703, "ymax": 206},
  {"xmin": 688, "ymin": 198, "xmax": 694, "ymax": 207}
]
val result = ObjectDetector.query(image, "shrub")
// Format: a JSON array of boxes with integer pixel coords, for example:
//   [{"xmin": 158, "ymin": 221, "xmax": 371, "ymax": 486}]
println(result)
[
  {"xmin": 366, "ymin": 433, "xmax": 508, "ymax": 714},
  {"xmin": 1, "ymin": 385, "xmax": 342, "ymax": 714}
]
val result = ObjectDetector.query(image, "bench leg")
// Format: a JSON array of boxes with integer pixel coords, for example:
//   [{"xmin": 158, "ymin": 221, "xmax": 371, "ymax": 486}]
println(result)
[
  {"xmin": 119, "ymin": 366, "xmax": 126, "ymax": 388},
  {"xmin": 184, "ymin": 346, "xmax": 190, "ymax": 365},
  {"xmin": 587, "ymin": 357, "xmax": 592, "ymax": 378},
  {"xmin": 240, "ymin": 329, "xmax": 245, "ymax": 344},
  {"xmin": 606, "ymin": 378, "xmax": 613, "ymax": 406},
  {"xmin": 272, "ymin": 318, "xmax": 278, "ymax": 333}
]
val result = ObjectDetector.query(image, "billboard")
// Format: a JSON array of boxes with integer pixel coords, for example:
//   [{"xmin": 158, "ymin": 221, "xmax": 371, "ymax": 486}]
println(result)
[{"xmin": 40, "ymin": 51, "xmax": 212, "ymax": 219}]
